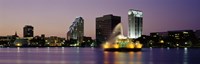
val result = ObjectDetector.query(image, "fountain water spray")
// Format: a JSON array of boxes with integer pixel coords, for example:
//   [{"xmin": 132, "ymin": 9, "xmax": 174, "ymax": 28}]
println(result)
[
  {"xmin": 103, "ymin": 23, "xmax": 143, "ymax": 50},
  {"xmin": 107, "ymin": 23, "xmax": 125, "ymax": 43}
]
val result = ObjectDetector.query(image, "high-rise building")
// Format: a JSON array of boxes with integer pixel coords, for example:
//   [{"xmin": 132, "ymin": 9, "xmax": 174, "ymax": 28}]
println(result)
[
  {"xmin": 96, "ymin": 14, "xmax": 121, "ymax": 46},
  {"xmin": 23, "ymin": 25, "xmax": 34, "ymax": 37},
  {"xmin": 195, "ymin": 30, "xmax": 200, "ymax": 39},
  {"xmin": 128, "ymin": 9, "xmax": 143, "ymax": 39},
  {"xmin": 67, "ymin": 17, "xmax": 84, "ymax": 46}
]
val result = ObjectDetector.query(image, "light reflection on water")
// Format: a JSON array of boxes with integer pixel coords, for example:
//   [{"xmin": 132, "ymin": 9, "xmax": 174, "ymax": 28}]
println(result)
[
  {"xmin": 0, "ymin": 47, "xmax": 199, "ymax": 64},
  {"xmin": 104, "ymin": 51, "xmax": 142, "ymax": 64},
  {"xmin": 184, "ymin": 48, "xmax": 188, "ymax": 64}
]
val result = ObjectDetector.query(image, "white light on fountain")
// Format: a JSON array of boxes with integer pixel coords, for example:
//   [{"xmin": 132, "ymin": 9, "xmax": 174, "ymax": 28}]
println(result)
[{"xmin": 117, "ymin": 35, "xmax": 127, "ymax": 39}]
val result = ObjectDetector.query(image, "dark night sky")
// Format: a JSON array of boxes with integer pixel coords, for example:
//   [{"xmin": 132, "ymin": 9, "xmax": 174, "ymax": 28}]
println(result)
[{"xmin": 0, "ymin": 0, "xmax": 200, "ymax": 39}]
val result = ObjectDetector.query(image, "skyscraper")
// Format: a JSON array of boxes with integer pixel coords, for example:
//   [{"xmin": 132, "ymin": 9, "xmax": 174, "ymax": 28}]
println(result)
[
  {"xmin": 23, "ymin": 25, "xmax": 34, "ymax": 37},
  {"xmin": 96, "ymin": 14, "xmax": 121, "ymax": 46},
  {"xmin": 67, "ymin": 17, "xmax": 84, "ymax": 46},
  {"xmin": 128, "ymin": 9, "xmax": 143, "ymax": 39}
]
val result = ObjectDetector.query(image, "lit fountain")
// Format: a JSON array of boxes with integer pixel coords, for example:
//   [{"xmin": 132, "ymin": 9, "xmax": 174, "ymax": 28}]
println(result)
[{"xmin": 103, "ymin": 23, "xmax": 142, "ymax": 51}]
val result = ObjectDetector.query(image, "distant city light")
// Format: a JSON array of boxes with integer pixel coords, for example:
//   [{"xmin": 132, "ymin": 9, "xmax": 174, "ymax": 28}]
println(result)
[
  {"xmin": 160, "ymin": 40, "xmax": 164, "ymax": 43},
  {"xmin": 16, "ymin": 43, "xmax": 22, "ymax": 47}
]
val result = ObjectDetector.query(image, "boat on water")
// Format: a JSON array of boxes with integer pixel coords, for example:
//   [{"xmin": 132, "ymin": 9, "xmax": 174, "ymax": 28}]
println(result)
[{"xmin": 102, "ymin": 38, "xmax": 143, "ymax": 51}]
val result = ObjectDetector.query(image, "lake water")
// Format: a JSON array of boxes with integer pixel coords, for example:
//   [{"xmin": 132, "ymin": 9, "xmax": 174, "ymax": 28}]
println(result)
[{"xmin": 0, "ymin": 47, "xmax": 199, "ymax": 64}]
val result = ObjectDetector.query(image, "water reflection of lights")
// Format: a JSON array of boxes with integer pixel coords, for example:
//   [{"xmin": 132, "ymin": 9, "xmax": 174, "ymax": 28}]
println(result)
[
  {"xmin": 76, "ymin": 47, "xmax": 80, "ymax": 53},
  {"xmin": 16, "ymin": 47, "xmax": 22, "ymax": 64},
  {"xmin": 129, "ymin": 52, "xmax": 134, "ymax": 64},
  {"xmin": 114, "ymin": 51, "xmax": 119, "ymax": 64},
  {"xmin": 184, "ymin": 48, "xmax": 188, "ymax": 53},
  {"xmin": 150, "ymin": 47, "xmax": 152, "ymax": 50},
  {"xmin": 149, "ymin": 48, "xmax": 153, "ymax": 64},
  {"xmin": 91, "ymin": 47, "xmax": 95, "ymax": 51},
  {"xmin": 184, "ymin": 48, "xmax": 188, "ymax": 64},
  {"xmin": 36, "ymin": 47, "xmax": 39, "ymax": 52},
  {"xmin": 47, "ymin": 47, "xmax": 50, "ymax": 53},
  {"xmin": 104, "ymin": 51, "xmax": 109, "ymax": 64},
  {"xmin": 167, "ymin": 47, "xmax": 170, "ymax": 50},
  {"xmin": 0, "ymin": 60, "xmax": 95, "ymax": 64},
  {"xmin": 176, "ymin": 47, "xmax": 179, "ymax": 50},
  {"xmin": 17, "ymin": 47, "xmax": 20, "ymax": 53},
  {"xmin": 104, "ymin": 51, "xmax": 142, "ymax": 64},
  {"xmin": 136, "ymin": 52, "xmax": 142, "ymax": 61},
  {"xmin": 129, "ymin": 51, "xmax": 134, "ymax": 55},
  {"xmin": 62, "ymin": 47, "xmax": 65, "ymax": 53},
  {"xmin": 6, "ymin": 47, "xmax": 10, "ymax": 53}
]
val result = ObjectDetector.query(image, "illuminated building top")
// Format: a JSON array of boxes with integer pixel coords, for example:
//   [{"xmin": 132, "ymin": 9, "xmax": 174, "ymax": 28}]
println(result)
[
  {"xmin": 128, "ymin": 9, "xmax": 143, "ymax": 17},
  {"xmin": 128, "ymin": 9, "xmax": 143, "ymax": 39}
]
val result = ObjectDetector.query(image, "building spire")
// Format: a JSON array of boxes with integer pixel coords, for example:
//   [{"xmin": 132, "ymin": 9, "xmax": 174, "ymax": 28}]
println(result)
[{"xmin": 15, "ymin": 31, "xmax": 19, "ymax": 37}]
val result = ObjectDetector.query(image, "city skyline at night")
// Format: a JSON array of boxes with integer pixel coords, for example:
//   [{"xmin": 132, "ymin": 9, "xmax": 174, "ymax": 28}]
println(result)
[
  {"xmin": 1, "ymin": 1, "xmax": 200, "ymax": 64},
  {"xmin": 0, "ymin": 0, "xmax": 200, "ymax": 39}
]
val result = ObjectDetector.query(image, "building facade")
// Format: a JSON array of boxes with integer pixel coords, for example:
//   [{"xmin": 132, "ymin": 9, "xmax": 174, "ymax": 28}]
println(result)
[
  {"xmin": 67, "ymin": 17, "xmax": 84, "ymax": 46},
  {"xmin": 45, "ymin": 36, "xmax": 65, "ymax": 46},
  {"xmin": 0, "ymin": 35, "xmax": 17, "ymax": 46},
  {"xmin": 195, "ymin": 30, "xmax": 200, "ymax": 39},
  {"xmin": 148, "ymin": 30, "xmax": 196, "ymax": 47},
  {"xmin": 128, "ymin": 9, "xmax": 143, "ymax": 39},
  {"xmin": 168, "ymin": 30, "xmax": 195, "ymax": 46},
  {"xmin": 96, "ymin": 14, "xmax": 121, "ymax": 46},
  {"xmin": 23, "ymin": 25, "xmax": 34, "ymax": 37}
]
